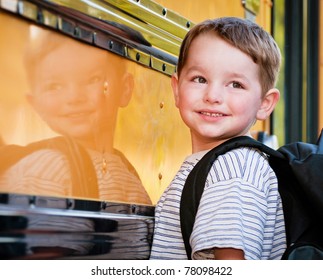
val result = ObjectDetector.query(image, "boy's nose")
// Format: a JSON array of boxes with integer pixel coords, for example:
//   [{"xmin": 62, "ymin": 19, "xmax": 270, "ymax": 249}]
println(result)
[
  {"xmin": 65, "ymin": 84, "xmax": 87, "ymax": 104},
  {"xmin": 203, "ymin": 84, "xmax": 224, "ymax": 104}
]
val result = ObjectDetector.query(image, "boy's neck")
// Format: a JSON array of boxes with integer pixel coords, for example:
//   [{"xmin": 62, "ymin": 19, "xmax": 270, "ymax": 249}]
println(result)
[{"xmin": 75, "ymin": 137, "xmax": 114, "ymax": 154}]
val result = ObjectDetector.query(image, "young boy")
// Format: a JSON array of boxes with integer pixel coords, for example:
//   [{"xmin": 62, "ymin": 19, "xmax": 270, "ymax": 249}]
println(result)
[
  {"xmin": 150, "ymin": 17, "xmax": 286, "ymax": 260},
  {"xmin": 0, "ymin": 25, "xmax": 151, "ymax": 205}
]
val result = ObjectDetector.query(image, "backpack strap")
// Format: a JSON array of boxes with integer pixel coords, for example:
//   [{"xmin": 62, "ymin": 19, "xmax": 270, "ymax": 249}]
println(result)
[
  {"xmin": 317, "ymin": 128, "xmax": 323, "ymax": 154},
  {"xmin": 180, "ymin": 136, "xmax": 281, "ymax": 259}
]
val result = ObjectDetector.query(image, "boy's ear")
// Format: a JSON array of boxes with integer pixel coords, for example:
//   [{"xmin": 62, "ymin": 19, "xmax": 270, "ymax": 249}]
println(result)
[
  {"xmin": 171, "ymin": 73, "xmax": 180, "ymax": 107},
  {"xmin": 256, "ymin": 88, "xmax": 280, "ymax": 121},
  {"xmin": 119, "ymin": 72, "xmax": 134, "ymax": 107}
]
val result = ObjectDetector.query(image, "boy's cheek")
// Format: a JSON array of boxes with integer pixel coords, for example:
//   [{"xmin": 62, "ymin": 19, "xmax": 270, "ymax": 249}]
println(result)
[{"xmin": 33, "ymin": 99, "xmax": 62, "ymax": 117}]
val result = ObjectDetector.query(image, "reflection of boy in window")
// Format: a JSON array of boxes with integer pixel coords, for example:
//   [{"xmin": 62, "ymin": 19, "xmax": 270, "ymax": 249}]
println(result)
[{"xmin": 0, "ymin": 25, "xmax": 151, "ymax": 205}]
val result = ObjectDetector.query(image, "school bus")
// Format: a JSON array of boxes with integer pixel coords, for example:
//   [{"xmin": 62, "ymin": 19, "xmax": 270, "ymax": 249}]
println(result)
[{"xmin": 0, "ymin": 0, "xmax": 322, "ymax": 259}]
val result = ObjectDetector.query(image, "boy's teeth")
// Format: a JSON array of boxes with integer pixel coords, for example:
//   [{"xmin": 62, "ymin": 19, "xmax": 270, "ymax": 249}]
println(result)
[{"xmin": 201, "ymin": 112, "xmax": 223, "ymax": 117}]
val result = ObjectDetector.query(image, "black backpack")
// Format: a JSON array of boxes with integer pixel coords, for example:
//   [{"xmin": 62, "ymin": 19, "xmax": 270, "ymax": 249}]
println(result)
[{"xmin": 180, "ymin": 129, "xmax": 323, "ymax": 260}]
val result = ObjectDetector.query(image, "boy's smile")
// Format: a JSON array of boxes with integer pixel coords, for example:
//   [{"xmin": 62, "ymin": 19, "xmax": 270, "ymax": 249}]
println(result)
[
  {"xmin": 61, "ymin": 109, "xmax": 95, "ymax": 121},
  {"xmin": 199, "ymin": 110, "xmax": 227, "ymax": 120}
]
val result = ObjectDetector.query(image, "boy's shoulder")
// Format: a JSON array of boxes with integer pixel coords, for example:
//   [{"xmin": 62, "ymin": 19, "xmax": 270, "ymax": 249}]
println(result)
[
  {"xmin": 213, "ymin": 145, "xmax": 270, "ymax": 166},
  {"xmin": 208, "ymin": 146, "xmax": 275, "ymax": 187},
  {"xmin": 185, "ymin": 150, "xmax": 210, "ymax": 163}
]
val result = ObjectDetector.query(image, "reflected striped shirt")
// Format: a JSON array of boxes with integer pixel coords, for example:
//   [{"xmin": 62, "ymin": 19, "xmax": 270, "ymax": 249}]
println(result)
[
  {"xmin": 0, "ymin": 148, "xmax": 151, "ymax": 205},
  {"xmin": 150, "ymin": 147, "xmax": 286, "ymax": 260}
]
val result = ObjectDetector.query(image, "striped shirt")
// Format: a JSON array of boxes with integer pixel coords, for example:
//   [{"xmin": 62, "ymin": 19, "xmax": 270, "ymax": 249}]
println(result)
[
  {"xmin": 150, "ymin": 147, "xmax": 286, "ymax": 260},
  {"xmin": 0, "ymin": 148, "xmax": 151, "ymax": 205}
]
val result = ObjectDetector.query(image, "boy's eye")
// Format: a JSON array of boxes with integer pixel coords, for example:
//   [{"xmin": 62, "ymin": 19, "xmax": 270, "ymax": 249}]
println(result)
[
  {"xmin": 229, "ymin": 81, "xmax": 244, "ymax": 89},
  {"xmin": 88, "ymin": 75, "xmax": 101, "ymax": 84},
  {"xmin": 193, "ymin": 76, "xmax": 207, "ymax": 84},
  {"xmin": 45, "ymin": 83, "xmax": 63, "ymax": 92}
]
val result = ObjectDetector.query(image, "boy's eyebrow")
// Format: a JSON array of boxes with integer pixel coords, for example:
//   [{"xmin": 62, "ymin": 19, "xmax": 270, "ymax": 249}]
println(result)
[
  {"xmin": 227, "ymin": 72, "xmax": 249, "ymax": 80},
  {"xmin": 225, "ymin": 72, "xmax": 253, "ymax": 86},
  {"xmin": 183, "ymin": 65, "xmax": 206, "ymax": 73}
]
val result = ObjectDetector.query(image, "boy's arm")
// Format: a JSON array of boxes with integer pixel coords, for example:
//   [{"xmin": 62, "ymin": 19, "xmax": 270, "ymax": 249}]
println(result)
[{"xmin": 213, "ymin": 248, "xmax": 245, "ymax": 260}]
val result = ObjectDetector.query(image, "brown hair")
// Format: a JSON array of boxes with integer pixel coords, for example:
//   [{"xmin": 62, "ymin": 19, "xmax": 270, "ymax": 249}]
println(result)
[
  {"xmin": 177, "ymin": 17, "xmax": 281, "ymax": 95},
  {"xmin": 24, "ymin": 25, "xmax": 126, "ymax": 89}
]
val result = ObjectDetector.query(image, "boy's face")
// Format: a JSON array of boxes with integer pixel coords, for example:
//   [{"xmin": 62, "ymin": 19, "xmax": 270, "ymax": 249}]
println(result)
[
  {"xmin": 172, "ymin": 33, "xmax": 278, "ymax": 152},
  {"xmin": 27, "ymin": 38, "xmax": 131, "ymax": 146}
]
